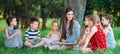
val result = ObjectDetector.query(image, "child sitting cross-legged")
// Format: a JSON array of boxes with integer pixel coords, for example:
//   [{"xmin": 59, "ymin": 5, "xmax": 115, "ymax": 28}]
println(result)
[
  {"xmin": 24, "ymin": 18, "xmax": 41, "ymax": 48},
  {"xmin": 33, "ymin": 20, "xmax": 61, "ymax": 50}
]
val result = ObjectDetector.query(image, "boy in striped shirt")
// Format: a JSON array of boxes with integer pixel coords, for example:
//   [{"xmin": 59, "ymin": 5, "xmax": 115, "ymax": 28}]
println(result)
[{"xmin": 24, "ymin": 18, "xmax": 41, "ymax": 48}]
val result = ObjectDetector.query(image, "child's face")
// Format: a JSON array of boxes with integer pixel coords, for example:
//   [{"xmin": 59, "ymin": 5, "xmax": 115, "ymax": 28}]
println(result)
[
  {"xmin": 30, "ymin": 21, "xmax": 39, "ymax": 30},
  {"xmin": 102, "ymin": 17, "xmax": 109, "ymax": 25},
  {"xmin": 11, "ymin": 18, "xmax": 17, "ymax": 26},
  {"xmin": 66, "ymin": 11, "xmax": 74, "ymax": 22},
  {"xmin": 84, "ymin": 18, "xmax": 93, "ymax": 26},
  {"xmin": 52, "ymin": 22, "xmax": 58, "ymax": 31},
  {"xmin": 84, "ymin": 18, "xmax": 90, "ymax": 26}
]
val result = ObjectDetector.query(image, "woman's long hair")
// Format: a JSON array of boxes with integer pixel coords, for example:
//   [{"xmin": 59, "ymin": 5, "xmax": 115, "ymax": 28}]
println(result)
[{"xmin": 61, "ymin": 7, "xmax": 74, "ymax": 40}]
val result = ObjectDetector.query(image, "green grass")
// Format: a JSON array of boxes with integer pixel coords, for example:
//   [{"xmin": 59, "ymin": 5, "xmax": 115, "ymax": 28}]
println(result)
[{"xmin": 0, "ymin": 19, "xmax": 120, "ymax": 54}]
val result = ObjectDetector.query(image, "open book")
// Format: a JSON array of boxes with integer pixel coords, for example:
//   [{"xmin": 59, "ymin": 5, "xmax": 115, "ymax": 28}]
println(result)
[{"xmin": 52, "ymin": 42, "xmax": 75, "ymax": 45}]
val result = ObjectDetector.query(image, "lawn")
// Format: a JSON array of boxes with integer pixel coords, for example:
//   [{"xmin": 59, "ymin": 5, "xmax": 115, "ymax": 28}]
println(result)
[{"xmin": 0, "ymin": 19, "xmax": 120, "ymax": 54}]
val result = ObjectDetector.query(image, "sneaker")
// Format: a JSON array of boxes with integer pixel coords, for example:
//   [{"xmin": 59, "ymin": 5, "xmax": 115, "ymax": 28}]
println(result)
[
  {"xmin": 73, "ymin": 45, "xmax": 80, "ymax": 51},
  {"xmin": 48, "ymin": 46, "xmax": 52, "ymax": 50},
  {"xmin": 43, "ymin": 45, "xmax": 48, "ymax": 49}
]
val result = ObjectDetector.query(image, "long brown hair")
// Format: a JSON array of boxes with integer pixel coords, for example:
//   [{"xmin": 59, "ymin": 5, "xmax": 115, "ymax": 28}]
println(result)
[
  {"xmin": 81, "ymin": 14, "xmax": 102, "ymax": 36},
  {"xmin": 80, "ymin": 15, "xmax": 94, "ymax": 36},
  {"xmin": 102, "ymin": 14, "xmax": 112, "ymax": 23},
  {"xmin": 61, "ymin": 7, "xmax": 74, "ymax": 40}
]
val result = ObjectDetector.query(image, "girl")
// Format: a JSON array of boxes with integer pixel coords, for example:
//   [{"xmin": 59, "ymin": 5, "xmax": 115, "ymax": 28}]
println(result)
[
  {"xmin": 73, "ymin": 15, "xmax": 92, "ymax": 50},
  {"xmin": 81, "ymin": 15, "xmax": 106, "ymax": 52},
  {"xmin": 60, "ymin": 7, "xmax": 80, "ymax": 49},
  {"xmin": 101, "ymin": 14, "xmax": 116, "ymax": 49},
  {"xmin": 33, "ymin": 20, "xmax": 61, "ymax": 49},
  {"xmin": 4, "ymin": 16, "xmax": 23, "ymax": 48}
]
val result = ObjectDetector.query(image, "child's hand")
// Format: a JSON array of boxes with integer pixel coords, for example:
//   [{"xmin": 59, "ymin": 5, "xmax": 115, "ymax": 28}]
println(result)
[
  {"xmin": 25, "ymin": 37, "xmax": 29, "ymax": 41},
  {"xmin": 37, "ymin": 37, "xmax": 41, "ymax": 41},
  {"xmin": 33, "ymin": 37, "xmax": 38, "ymax": 41},
  {"xmin": 79, "ymin": 39, "xmax": 84, "ymax": 46},
  {"xmin": 14, "ymin": 30, "xmax": 21, "ymax": 35}
]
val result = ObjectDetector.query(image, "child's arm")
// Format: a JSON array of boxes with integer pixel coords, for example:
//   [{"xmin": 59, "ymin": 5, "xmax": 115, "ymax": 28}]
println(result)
[
  {"xmin": 4, "ymin": 28, "xmax": 18, "ymax": 40},
  {"xmin": 25, "ymin": 37, "xmax": 30, "ymax": 41},
  {"xmin": 103, "ymin": 28, "xmax": 110, "ymax": 36},
  {"xmin": 81, "ymin": 26, "xmax": 98, "ymax": 50},
  {"xmin": 78, "ymin": 35, "xmax": 86, "ymax": 44},
  {"xmin": 82, "ymin": 35, "xmax": 87, "ymax": 41},
  {"xmin": 46, "ymin": 31, "xmax": 52, "ymax": 38},
  {"xmin": 33, "ymin": 36, "xmax": 41, "ymax": 41},
  {"xmin": 58, "ymin": 32, "xmax": 61, "ymax": 41}
]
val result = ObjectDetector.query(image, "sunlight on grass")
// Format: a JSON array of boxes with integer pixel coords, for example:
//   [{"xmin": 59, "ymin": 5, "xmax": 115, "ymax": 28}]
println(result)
[{"xmin": 116, "ymin": 40, "xmax": 120, "ymax": 46}]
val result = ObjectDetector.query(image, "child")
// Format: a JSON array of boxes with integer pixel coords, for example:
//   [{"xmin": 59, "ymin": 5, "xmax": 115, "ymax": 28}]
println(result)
[
  {"xmin": 24, "ymin": 18, "xmax": 41, "ymax": 48},
  {"xmin": 81, "ymin": 15, "xmax": 106, "ymax": 52},
  {"xmin": 73, "ymin": 15, "xmax": 92, "ymax": 50},
  {"xmin": 4, "ymin": 16, "xmax": 23, "ymax": 48},
  {"xmin": 33, "ymin": 20, "xmax": 61, "ymax": 50},
  {"xmin": 101, "ymin": 14, "xmax": 116, "ymax": 49}
]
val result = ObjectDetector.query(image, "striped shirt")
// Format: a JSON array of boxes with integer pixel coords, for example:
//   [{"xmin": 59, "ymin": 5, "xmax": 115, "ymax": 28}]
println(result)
[{"xmin": 25, "ymin": 29, "xmax": 41, "ymax": 39}]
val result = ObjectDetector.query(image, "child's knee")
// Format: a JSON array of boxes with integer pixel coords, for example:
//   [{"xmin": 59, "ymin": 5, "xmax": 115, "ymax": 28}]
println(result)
[{"xmin": 24, "ymin": 41, "xmax": 31, "ymax": 46}]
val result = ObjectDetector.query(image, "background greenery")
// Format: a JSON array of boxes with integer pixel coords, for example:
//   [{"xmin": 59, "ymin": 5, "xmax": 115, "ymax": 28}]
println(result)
[{"xmin": 0, "ymin": 0, "xmax": 120, "ymax": 29}]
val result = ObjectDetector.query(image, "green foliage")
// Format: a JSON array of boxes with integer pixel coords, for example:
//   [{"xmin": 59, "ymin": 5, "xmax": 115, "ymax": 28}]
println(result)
[{"xmin": 85, "ymin": 0, "xmax": 120, "ymax": 27}]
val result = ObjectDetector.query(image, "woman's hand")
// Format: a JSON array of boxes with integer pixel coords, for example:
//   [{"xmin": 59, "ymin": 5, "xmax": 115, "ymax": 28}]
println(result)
[{"xmin": 61, "ymin": 39, "xmax": 66, "ymax": 43}]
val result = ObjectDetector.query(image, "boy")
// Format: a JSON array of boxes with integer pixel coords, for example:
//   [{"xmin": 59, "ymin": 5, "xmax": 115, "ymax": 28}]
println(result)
[{"xmin": 24, "ymin": 18, "xmax": 41, "ymax": 48}]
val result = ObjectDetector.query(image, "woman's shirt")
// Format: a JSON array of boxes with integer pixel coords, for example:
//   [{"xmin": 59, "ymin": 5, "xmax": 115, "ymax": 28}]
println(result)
[{"xmin": 65, "ymin": 20, "xmax": 80, "ymax": 43}]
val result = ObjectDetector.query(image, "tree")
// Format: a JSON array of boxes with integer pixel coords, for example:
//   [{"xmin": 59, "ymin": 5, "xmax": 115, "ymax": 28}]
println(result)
[
  {"xmin": 40, "ymin": 0, "xmax": 64, "ymax": 30},
  {"xmin": 64, "ymin": 0, "xmax": 86, "ymax": 26}
]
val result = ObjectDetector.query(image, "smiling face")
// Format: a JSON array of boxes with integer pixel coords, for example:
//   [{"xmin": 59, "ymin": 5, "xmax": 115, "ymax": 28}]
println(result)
[
  {"xmin": 30, "ymin": 21, "xmax": 39, "ymax": 30},
  {"xmin": 52, "ymin": 22, "xmax": 59, "ymax": 31},
  {"xmin": 11, "ymin": 18, "xmax": 17, "ymax": 26},
  {"xmin": 66, "ymin": 11, "xmax": 74, "ymax": 22},
  {"xmin": 101, "ymin": 17, "xmax": 109, "ymax": 26}
]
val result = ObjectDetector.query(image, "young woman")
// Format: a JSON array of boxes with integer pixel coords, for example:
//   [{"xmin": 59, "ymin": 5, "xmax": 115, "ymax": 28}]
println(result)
[
  {"xmin": 60, "ymin": 7, "xmax": 80, "ymax": 49},
  {"xmin": 73, "ymin": 15, "xmax": 93, "ymax": 50}
]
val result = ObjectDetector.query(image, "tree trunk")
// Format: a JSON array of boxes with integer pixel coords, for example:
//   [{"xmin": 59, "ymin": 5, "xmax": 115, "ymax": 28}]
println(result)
[
  {"xmin": 3, "ymin": 7, "xmax": 7, "ymax": 19},
  {"xmin": 41, "ymin": 9, "xmax": 49, "ymax": 30},
  {"xmin": 64, "ymin": 0, "xmax": 86, "ymax": 26},
  {"xmin": 20, "ymin": 16, "xmax": 29, "ymax": 29},
  {"xmin": 41, "ymin": 2, "xmax": 50, "ymax": 30}
]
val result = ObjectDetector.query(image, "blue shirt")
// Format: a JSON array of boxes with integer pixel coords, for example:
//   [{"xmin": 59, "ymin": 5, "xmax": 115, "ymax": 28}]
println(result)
[{"xmin": 61, "ymin": 20, "xmax": 81, "ymax": 43}]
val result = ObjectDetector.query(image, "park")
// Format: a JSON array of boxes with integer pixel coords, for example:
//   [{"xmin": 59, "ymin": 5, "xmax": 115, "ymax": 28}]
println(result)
[{"xmin": 0, "ymin": 0, "xmax": 120, "ymax": 54}]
